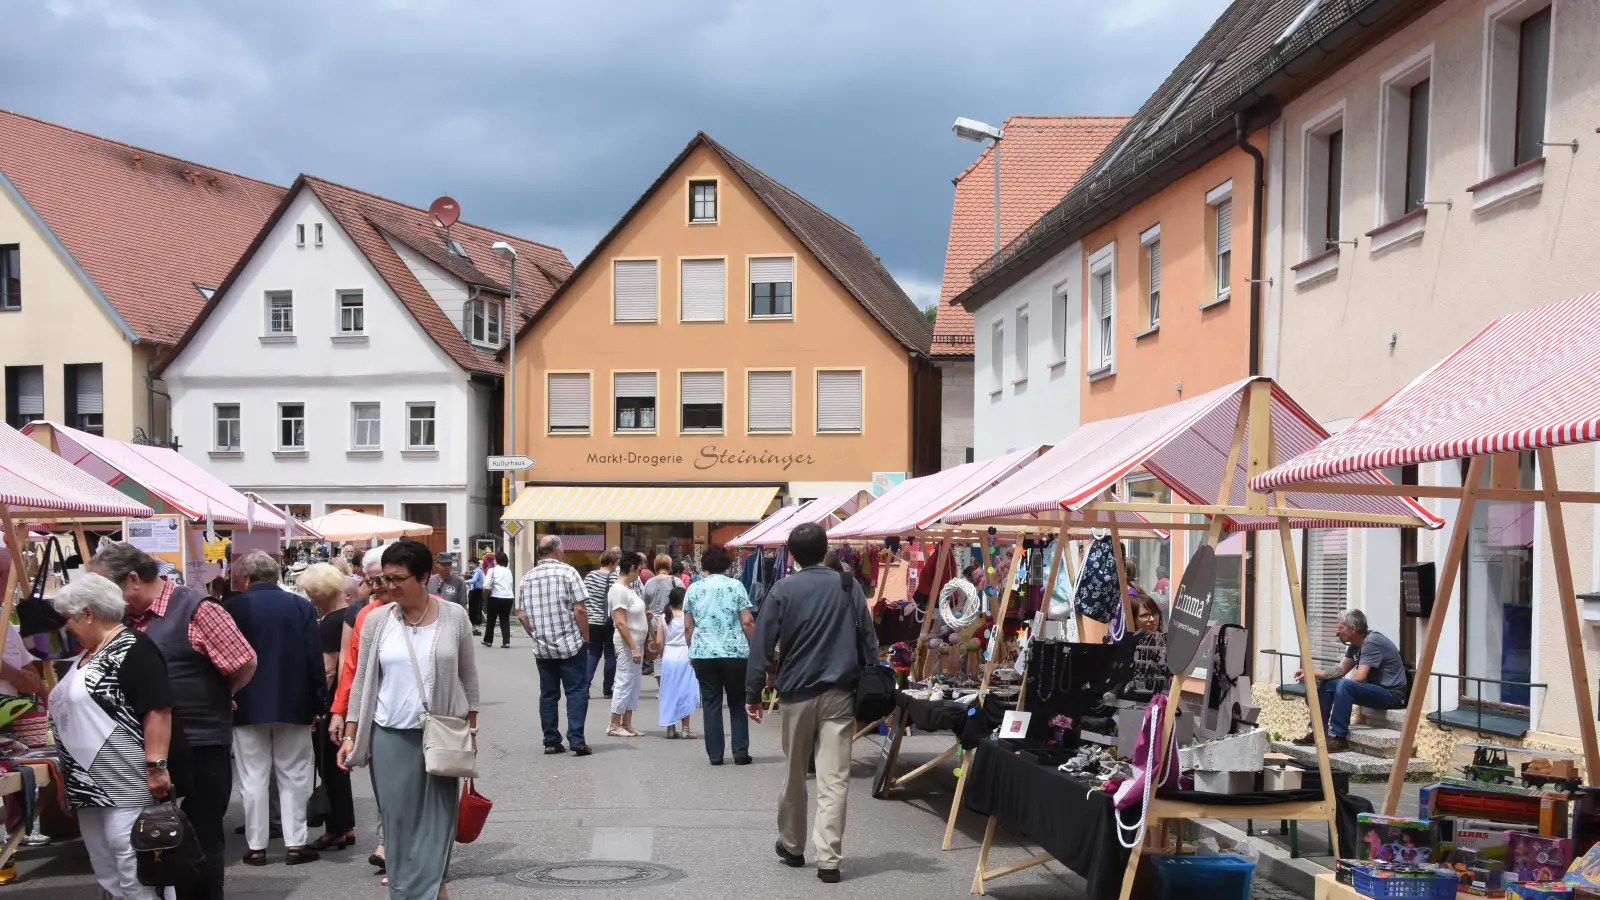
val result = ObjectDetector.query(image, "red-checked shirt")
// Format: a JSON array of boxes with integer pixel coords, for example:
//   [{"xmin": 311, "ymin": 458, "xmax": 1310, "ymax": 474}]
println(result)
[{"xmin": 126, "ymin": 579, "xmax": 256, "ymax": 676}]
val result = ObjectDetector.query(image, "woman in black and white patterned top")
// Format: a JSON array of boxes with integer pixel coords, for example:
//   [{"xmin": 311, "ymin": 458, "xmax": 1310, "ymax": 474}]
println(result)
[{"xmin": 50, "ymin": 572, "xmax": 188, "ymax": 900}]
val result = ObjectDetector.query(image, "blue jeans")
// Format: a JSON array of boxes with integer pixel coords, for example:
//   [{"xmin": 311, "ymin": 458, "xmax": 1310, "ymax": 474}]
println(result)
[
  {"xmin": 537, "ymin": 650, "xmax": 590, "ymax": 748},
  {"xmin": 691, "ymin": 657, "xmax": 750, "ymax": 762},
  {"xmin": 1318, "ymin": 677, "xmax": 1404, "ymax": 737}
]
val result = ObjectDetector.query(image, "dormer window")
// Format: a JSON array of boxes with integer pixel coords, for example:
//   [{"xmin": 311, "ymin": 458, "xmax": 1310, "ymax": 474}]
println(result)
[{"xmin": 467, "ymin": 296, "xmax": 501, "ymax": 348}]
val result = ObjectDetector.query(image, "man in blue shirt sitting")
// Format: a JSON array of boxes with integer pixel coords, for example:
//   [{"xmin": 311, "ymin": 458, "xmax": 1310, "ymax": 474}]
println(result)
[{"xmin": 1294, "ymin": 608, "xmax": 1407, "ymax": 753}]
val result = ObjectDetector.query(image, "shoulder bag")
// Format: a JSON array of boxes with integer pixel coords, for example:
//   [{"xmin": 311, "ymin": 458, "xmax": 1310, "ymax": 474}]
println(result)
[
  {"xmin": 848, "ymin": 570, "xmax": 896, "ymax": 723},
  {"xmin": 397, "ymin": 608, "xmax": 479, "ymax": 778}
]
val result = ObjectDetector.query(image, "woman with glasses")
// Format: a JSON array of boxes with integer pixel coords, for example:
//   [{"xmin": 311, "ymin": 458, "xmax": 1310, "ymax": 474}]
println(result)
[{"xmin": 341, "ymin": 540, "xmax": 479, "ymax": 900}]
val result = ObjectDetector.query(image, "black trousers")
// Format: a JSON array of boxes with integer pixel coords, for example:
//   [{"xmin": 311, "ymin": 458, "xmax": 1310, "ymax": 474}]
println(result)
[
  {"xmin": 467, "ymin": 588, "xmax": 484, "ymax": 626},
  {"xmin": 483, "ymin": 596, "xmax": 514, "ymax": 645},
  {"xmin": 176, "ymin": 744, "xmax": 231, "ymax": 900},
  {"xmin": 314, "ymin": 716, "xmax": 356, "ymax": 836}
]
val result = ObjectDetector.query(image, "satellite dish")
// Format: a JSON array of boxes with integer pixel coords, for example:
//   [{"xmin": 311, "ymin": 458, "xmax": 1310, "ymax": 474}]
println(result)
[{"xmin": 429, "ymin": 196, "xmax": 461, "ymax": 229}]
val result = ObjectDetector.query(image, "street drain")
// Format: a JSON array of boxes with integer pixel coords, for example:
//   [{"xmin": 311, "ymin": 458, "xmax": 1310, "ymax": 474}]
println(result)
[{"xmin": 512, "ymin": 861, "xmax": 677, "ymax": 889}]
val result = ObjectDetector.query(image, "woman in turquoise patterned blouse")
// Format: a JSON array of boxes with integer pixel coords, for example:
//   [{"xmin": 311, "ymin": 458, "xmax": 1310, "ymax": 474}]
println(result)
[{"xmin": 683, "ymin": 546, "xmax": 756, "ymax": 765}]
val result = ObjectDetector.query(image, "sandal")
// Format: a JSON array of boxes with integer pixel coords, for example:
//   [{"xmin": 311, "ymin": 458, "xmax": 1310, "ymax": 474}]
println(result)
[
  {"xmin": 243, "ymin": 850, "xmax": 268, "ymax": 866},
  {"xmin": 313, "ymin": 831, "xmax": 354, "ymax": 851},
  {"xmin": 681, "ymin": 730, "xmax": 698, "ymax": 740},
  {"xmin": 626, "ymin": 728, "xmax": 647, "ymax": 737},
  {"xmin": 606, "ymin": 726, "xmax": 630, "ymax": 737},
  {"xmin": 665, "ymin": 725, "xmax": 679, "ymax": 739},
  {"xmin": 369, "ymin": 853, "xmax": 386, "ymax": 872},
  {"xmin": 286, "ymin": 846, "xmax": 321, "ymax": 865}
]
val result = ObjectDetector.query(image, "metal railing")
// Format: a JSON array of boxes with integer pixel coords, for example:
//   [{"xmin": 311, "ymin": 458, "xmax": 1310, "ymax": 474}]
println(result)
[
  {"xmin": 1429, "ymin": 673, "xmax": 1543, "ymax": 738},
  {"xmin": 1258, "ymin": 648, "xmax": 1342, "ymax": 690}
]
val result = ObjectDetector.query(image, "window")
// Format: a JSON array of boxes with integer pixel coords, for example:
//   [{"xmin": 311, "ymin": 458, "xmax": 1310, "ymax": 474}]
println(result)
[
  {"xmin": 279, "ymin": 403, "xmax": 306, "ymax": 449},
  {"xmin": 1213, "ymin": 200, "xmax": 1232, "ymax": 298},
  {"xmin": 547, "ymin": 373, "xmax": 591, "ymax": 433},
  {"xmin": 314, "ymin": 223, "xmax": 324, "ymax": 247},
  {"xmin": 747, "ymin": 371, "xmax": 793, "ymax": 432},
  {"xmin": 614, "ymin": 372, "xmax": 658, "ymax": 432},
  {"xmin": 1052, "ymin": 284, "xmax": 1071, "ymax": 362},
  {"xmin": 1302, "ymin": 108, "xmax": 1346, "ymax": 259},
  {"xmin": 1014, "ymin": 309, "xmax": 1029, "ymax": 379},
  {"xmin": 1378, "ymin": 53, "xmax": 1433, "ymax": 225},
  {"xmin": 351, "ymin": 402, "xmax": 381, "ymax": 450},
  {"xmin": 613, "ymin": 259, "xmax": 659, "ymax": 322},
  {"xmin": 467, "ymin": 297, "xmax": 502, "ymax": 348},
  {"xmin": 1462, "ymin": 453, "xmax": 1535, "ymax": 705},
  {"xmin": 1087, "ymin": 244, "xmax": 1115, "ymax": 374},
  {"xmin": 681, "ymin": 372, "xmax": 724, "ymax": 432},
  {"xmin": 4, "ymin": 365, "xmax": 43, "ymax": 429},
  {"xmin": 1514, "ymin": 8, "xmax": 1551, "ymax": 166},
  {"xmin": 0, "ymin": 245, "xmax": 18, "ymax": 311},
  {"xmin": 816, "ymin": 370, "xmax": 863, "ymax": 433},
  {"xmin": 338, "ymin": 290, "xmax": 365, "ymax": 334},
  {"xmin": 1304, "ymin": 528, "xmax": 1350, "ymax": 670},
  {"xmin": 214, "ymin": 404, "xmax": 241, "ymax": 452},
  {"xmin": 1141, "ymin": 224, "xmax": 1163, "ymax": 327},
  {"xmin": 689, "ymin": 180, "xmax": 718, "ymax": 223},
  {"xmin": 989, "ymin": 320, "xmax": 1004, "ymax": 391},
  {"xmin": 1485, "ymin": 2, "xmax": 1554, "ymax": 177},
  {"xmin": 295, "ymin": 224, "xmax": 305, "ymax": 247},
  {"xmin": 407, "ymin": 403, "xmax": 436, "ymax": 449},
  {"xmin": 64, "ymin": 363, "xmax": 103, "ymax": 435},
  {"xmin": 680, "ymin": 258, "xmax": 726, "ymax": 322},
  {"xmin": 265, "ymin": 291, "xmax": 294, "ymax": 335},
  {"xmin": 750, "ymin": 257, "xmax": 795, "ymax": 318},
  {"xmin": 1405, "ymin": 82, "xmax": 1431, "ymax": 213}
]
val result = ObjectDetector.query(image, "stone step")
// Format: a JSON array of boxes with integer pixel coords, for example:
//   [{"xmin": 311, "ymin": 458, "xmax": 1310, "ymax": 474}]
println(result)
[
  {"xmin": 1269, "ymin": 740, "xmax": 1434, "ymax": 777},
  {"xmin": 1346, "ymin": 725, "xmax": 1404, "ymax": 757}
]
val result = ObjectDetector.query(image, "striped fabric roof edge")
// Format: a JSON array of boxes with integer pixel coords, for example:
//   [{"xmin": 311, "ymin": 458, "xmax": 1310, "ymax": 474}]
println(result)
[
  {"xmin": 725, "ymin": 504, "xmax": 804, "ymax": 548},
  {"xmin": 0, "ymin": 423, "xmax": 154, "ymax": 519},
  {"xmin": 503, "ymin": 485, "xmax": 780, "ymax": 524},
  {"xmin": 755, "ymin": 490, "xmax": 874, "ymax": 547},
  {"xmin": 827, "ymin": 448, "xmax": 1043, "ymax": 539},
  {"xmin": 1254, "ymin": 291, "xmax": 1600, "ymax": 491}
]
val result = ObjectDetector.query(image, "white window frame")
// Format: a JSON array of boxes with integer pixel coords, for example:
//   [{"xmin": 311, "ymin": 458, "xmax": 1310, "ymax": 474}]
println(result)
[
  {"xmin": 351, "ymin": 402, "xmax": 381, "ymax": 451},
  {"xmin": 406, "ymin": 402, "xmax": 437, "ymax": 450},
  {"xmin": 1479, "ymin": 0, "xmax": 1556, "ymax": 180},
  {"xmin": 989, "ymin": 319, "xmax": 1004, "ymax": 395},
  {"xmin": 815, "ymin": 368, "xmax": 864, "ymax": 434},
  {"xmin": 1087, "ymin": 243, "xmax": 1116, "ymax": 379},
  {"xmin": 1299, "ymin": 102, "xmax": 1347, "ymax": 263},
  {"xmin": 612, "ymin": 258, "xmax": 660, "ymax": 323},
  {"xmin": 1375, "ymin": 46, "xmax": 1435, "ymax": 227},
  {"xmin": 264, "ymin": 290, "xmax": 294, "ymax": 336},
  {"xmin": 1205, "ymin": 181, "xmax": 1233, "ymax": 305},
  {"xmin": 547, "ymin": 371, "xmax": 592, "ymax": 435},
  {"xmin": 337, "ymin": 289, "xmax": 365, "ymax": 334},
  {"xmin": 1013, "ymin": 307, "xmax": 1029, "ymax": 385},
  {"xmin": 1139, "ymin": 223, "xmax": 1162, "ymax": 330},
  {"xmin": 612, "ymin": 370, "xmax": 660, "ymax": 434},
  {"xmin": 746, "ymin": 369, "xmax": 794, "ymax": 434},
  {"xmin": 314, "ymin": 223, "xmax": 324, "ymax": 247},
  {"xmin": 1051, "ymin": 279, "xmax": 1072, "ymax": 366},
  {"xmin": 295, "ymin": 224, "xmax": 305, "ymax": 247},
  {"xmin": 213, "ymin": 403, "xmax": 241, "ymax": 452},
  {"xmin": 277, "ymin": 402, "xmax": 306, "ymax": 451},
  {"xmin": 467, "ymin": 296, "xmax": 502, "ymax": 348}
]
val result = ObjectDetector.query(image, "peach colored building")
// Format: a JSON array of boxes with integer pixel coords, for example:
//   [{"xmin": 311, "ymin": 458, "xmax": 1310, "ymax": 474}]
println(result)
[{"xmin": 504, "ymin": 133, "xmax": 935, "ymax": 561}]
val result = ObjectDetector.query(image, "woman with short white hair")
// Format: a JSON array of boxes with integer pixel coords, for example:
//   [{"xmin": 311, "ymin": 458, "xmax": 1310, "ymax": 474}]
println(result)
[
  {"xmin": 300, "ymin": 563, "xmax": 358, "ymax": 851},
  {"xmin": 51, "ymin": 573, "xmax": 189, "ymax": 899}
]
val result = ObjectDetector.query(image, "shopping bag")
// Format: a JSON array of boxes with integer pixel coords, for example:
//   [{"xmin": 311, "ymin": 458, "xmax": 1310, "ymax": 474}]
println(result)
[{"xmin": 456, "ymin": 779, "xmax": 492, "ymax": 844}]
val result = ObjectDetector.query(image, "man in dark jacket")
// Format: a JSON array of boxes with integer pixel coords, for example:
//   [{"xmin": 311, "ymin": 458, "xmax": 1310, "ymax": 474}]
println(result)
[
  {"xmin": 745, "ymin": 523, "xmax": 876, "ymax": 884},
  {"xmin": 97, "ymin": 541, "xmax": 257, "ymax": 900},
  {"xmin": 224, "ymin": 551, "xmax": 326, "ymax": 864}
]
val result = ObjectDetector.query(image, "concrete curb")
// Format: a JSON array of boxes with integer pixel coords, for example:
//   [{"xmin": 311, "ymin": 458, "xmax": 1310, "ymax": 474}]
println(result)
[{"xmin": 1188, "ymin": 816, "xmax": 1330, "ymax": 898}]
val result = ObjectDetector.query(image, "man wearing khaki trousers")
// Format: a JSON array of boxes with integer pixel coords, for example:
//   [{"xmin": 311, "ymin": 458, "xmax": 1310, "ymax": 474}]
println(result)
[{"xmin": 746, "ymin": 523, "xmax": 877, "ymax": 884}]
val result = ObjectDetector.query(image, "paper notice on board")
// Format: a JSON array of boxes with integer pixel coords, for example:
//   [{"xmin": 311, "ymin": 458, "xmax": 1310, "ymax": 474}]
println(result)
[{"xmin": 125, "ymin": 517, "xmax": 182, "ymax": 554}]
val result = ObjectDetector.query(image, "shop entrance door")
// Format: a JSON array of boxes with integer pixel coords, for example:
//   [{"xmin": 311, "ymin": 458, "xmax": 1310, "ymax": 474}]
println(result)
[{"xmin": 402, "ymin": 503, "xmax": 448, "ymax": 559}]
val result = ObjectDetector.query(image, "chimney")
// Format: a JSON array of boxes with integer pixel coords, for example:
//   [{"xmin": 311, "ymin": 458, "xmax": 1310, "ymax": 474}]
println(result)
[{"xmin": 133, "ymin": 152, "xmax": 142, "ymax": 172}]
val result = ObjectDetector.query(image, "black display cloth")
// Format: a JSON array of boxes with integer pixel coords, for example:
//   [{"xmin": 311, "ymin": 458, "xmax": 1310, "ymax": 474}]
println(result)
[
  {"xmin": 963, "ymin": 739, "xmax": 1130, "ymax": 900},
  {"xmin": 893, "ymin": 691, "xmax": 1010, "ymax": 749}
]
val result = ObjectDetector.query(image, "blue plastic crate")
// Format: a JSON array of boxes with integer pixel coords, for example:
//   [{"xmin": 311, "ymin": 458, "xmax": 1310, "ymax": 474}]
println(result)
[
  {"xmin": 1351, "ymin": 865, "xmax": 1457, "ymax": 899},
  {"xmin": 1149, "ymin": 854, "xmax": 1257, "ymax": 900}
]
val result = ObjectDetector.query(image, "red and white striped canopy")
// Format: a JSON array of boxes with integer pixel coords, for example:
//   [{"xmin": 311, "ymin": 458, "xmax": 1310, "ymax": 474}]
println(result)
[
  {"xmin": 1256, "ymin": 292, "xmax": 1600, "ymax": 491},
  {"xmin": 950, "ymin": 377, "xmax": 1440, "ymax": 531},
  {"xmin": 0, "ymin": 422, "xmax": 154, "ymax": 520},
  {"xmin": 727, "ymin": 490, "xmax": 873, "ymax": 548},
  {"xmin": 828, "ymin": 448, "xmax": 1043, "ymax": 539}
]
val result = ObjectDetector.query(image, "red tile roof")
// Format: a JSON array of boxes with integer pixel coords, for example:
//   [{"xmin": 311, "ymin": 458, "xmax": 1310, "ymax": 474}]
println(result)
[
  {"xmin": 0, "ymin": 108, "xmax": 287, "ymax": 345},
  {"xmin": 932, "ymin": 116, "xmax": 1128, "ymax": 356}
]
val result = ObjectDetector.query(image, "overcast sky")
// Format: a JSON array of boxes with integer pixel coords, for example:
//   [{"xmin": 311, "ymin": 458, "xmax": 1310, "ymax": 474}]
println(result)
[{"xmin": 5, "ymin": 0, "xmax": 1229, "ymax": 308}]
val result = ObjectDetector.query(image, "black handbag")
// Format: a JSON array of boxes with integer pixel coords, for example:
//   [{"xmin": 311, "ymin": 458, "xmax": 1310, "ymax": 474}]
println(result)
[
  {"xmin": 848, "ymin": 570, "xmax": 897, "ymax": 722},
  {"xmin": 306, "ymin": 766, "xmax": 329, "ymax": 830},
  {"xmin": 19, "ymin": 537, "xmax": 68, "ymax": 637},
  {"xmin": 131, "ymin": 801, "xmax": 206, "ymax": 887}
]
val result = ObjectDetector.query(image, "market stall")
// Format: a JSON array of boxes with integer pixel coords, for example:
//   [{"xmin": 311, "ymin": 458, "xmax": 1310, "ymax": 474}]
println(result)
[
  {"xmin": 936, "ymin": 376, "xmax": 1436, "ymax": 899},
  {"xmin": 1251, "ymin": 291, "xmax": 1600, "ymax": 820},
  {"xmin": 726, "ymin": 490, "xmax": 873, "ymax": 548},
  {"xmin": 0, "ymin": 421, "xmax": 155, "ymax": 875}
]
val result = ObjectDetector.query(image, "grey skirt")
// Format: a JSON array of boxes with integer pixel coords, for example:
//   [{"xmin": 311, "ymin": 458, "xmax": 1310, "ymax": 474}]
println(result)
[{"xmin": 372, "ymin": 726, "xmax": 458, "ymax": 899}]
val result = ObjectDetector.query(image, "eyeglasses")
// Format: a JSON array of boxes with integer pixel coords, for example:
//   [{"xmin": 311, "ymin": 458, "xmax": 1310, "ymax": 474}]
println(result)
[{"xmin": 380, "ymin": 574, "xmax": 415, "ymax": 585}]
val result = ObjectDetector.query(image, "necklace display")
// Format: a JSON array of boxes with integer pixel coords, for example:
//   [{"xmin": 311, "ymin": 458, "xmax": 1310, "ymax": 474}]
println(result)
[{"xmin": 1034, "ymin": 643, "xmax": 1059, "ymax": 702}]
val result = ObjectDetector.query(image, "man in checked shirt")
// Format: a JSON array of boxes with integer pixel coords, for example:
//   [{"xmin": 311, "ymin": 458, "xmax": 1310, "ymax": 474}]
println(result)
[{"xmin": 94, "ymin": 542, "xmax": 257, "ymax": 900}]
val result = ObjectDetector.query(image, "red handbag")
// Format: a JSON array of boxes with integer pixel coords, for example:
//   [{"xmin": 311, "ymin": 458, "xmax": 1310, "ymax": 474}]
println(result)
[{"xmin": 456, "ymin": 779, "xmax": 492, "ymax": 844}]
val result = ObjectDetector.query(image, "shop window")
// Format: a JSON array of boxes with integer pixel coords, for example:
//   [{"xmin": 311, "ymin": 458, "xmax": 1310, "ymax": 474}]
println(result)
[
  {"xmin": 214, "ymin": 403, "xmax": 241, "ymax": 452},
  {"xmin": 689, "ymin": 180, "xmax": 718, "ymax": 223},
  {"xmin": 544, "ymin": 522, "xmax": 607, "ymax": 573},
  {"xmin": 0, "ymin": 244, "xmax": 18, "ymax": 311},
  {"xmin": 680, "ymin": 371, "xmax": 724, "ymax": 432},
  {"xmin": 816, "ymin": 369, "xmax": 862, "ymax": 433},
  {"xmin": 749, "ymin": 257, "xmax": 795, "ymax": 318},
  {"xmin": 614, "ymin": 371, "xmax": 658, "ymax": 432},
  {"xmin": 4, "ymin": 365, "xmax": 43, "ymax": 429},
  {"xmin": 1124, "ymin": 475, "xmax": 1170, "ymax": 603},
  {"xmin": 548, "ymin": 372, "xmax": 592, "ymax": 434},
  {"xmin": 613, "ymin": 259, "xmax": 659, "ymax": 322},
  {"xmin": 622, "ymin": 522, "xmax": 693, "ymax": 561},
  {"xmin": 1461, "ymin": 453, "xmax": 1535, "ymax": 706},
  {"xmin": 64, "ymin": 363, "xmax": 103, "ymax": 435},
  {"xmin": 747, "ymin": 370, "xmax": 792, "ymax": 433}
]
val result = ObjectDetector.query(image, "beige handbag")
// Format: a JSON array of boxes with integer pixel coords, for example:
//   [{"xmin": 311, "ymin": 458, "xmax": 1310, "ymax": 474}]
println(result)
[{"xmin": 397, "ymin": 608, "xmax": 478, "ymax": 778}]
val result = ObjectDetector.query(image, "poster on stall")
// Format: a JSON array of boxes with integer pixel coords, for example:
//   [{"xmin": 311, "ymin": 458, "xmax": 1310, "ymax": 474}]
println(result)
[{"xmin": 125, "ymin": 516, "xmax": 183, "ymax": 555}]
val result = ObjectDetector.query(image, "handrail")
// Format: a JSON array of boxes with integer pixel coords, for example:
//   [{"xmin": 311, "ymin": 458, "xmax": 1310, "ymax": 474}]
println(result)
[{"xmin": 1432, "ymin": 672, "xmax": 1545, "ymax": 738}]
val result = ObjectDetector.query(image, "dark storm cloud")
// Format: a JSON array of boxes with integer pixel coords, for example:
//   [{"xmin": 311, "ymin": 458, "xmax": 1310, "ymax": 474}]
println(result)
[{"xmin": 4, "ymin": 0, "xmax": 1228, "ymax": 306}]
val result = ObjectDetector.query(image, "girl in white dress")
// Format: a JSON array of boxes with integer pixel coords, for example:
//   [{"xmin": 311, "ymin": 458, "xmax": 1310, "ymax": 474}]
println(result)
[{"xmin": 656, "ymin": 586, "xmax": 698, "ymax": 737}]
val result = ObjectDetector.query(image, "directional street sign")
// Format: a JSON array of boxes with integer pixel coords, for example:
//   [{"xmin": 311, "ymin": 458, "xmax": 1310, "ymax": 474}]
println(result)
[{"xmin": 487, "ymin": 455, "xmax": 535, "ymax": 471}]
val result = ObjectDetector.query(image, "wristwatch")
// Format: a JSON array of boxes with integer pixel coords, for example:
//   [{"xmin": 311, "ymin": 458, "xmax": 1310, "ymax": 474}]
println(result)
[{"xmin": 145, "ymin": 759, "xmax": 168, "ymax": 770}]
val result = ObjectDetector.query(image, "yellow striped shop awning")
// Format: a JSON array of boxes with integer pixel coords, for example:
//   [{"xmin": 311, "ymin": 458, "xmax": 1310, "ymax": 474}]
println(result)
[{"xmin": 502, "ymin": 485, "xmax": 779, "ymax": 523}]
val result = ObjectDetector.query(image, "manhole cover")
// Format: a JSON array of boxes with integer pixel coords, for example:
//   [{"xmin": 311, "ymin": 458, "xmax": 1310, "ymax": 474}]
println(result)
[{"xmin": 512, "ymin": 862, "xmax": 676, "ymax": 889}]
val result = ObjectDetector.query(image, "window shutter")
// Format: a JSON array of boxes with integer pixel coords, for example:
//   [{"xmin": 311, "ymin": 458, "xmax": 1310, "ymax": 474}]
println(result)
[
  {"xmin": 1149, "ymin": 242, "xmax": 1162, "ymax": 294},
  {"xmin": 614, "ymin": 372, "xmax": 656, "ymax": 399},
  {"xmin": 1215, "ymin": 199, "xmax": 1233, "ymax": 255},
  {"xmin": 816, "ymin": 370, "xmax": 862, "ymax": 432},
  {"xmin": 1304, "ymin": 528, "xmax": 1349, "ymax": 668},
  {"xmin": 681, "ymin": 371, "xmax": 723, "ymax": 405},
  {"xmin": 76, "ymin": 366, "xmax": 103, "ymax": 414},
  {"xmin": 680, "ymin": 259, "xmax": 726, "ymax": 321},
  {"xmin": 548, "ymin": 373, "xmax": 591, "ymax": 430},
  {"xmin": 750, "ymin": 257, "xmax": 795, "ymax": 284},
  {"xmin": 747, "ymin": 371, "xmax": 792, "ymax": 432},
  {"xmin": 1095, "ymin": 273, "xmax": 1114, "ymax": 365},
  {"xmin": 15, "ymin": 369, "xmax": 42, "ymax": 415},
  {"xmin": 613, "ymin": 260, "xmax": 658, "ymax": 322}
]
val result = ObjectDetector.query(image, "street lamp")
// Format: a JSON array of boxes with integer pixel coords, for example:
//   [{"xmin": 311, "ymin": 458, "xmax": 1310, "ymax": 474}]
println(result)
[
  {"xmin": 953, "ymin": 117, "xmax": 1004, "ymax": 252},
  {"xmin": 490, "ymin": 241, "xmax": 518, "ymax": 572}
]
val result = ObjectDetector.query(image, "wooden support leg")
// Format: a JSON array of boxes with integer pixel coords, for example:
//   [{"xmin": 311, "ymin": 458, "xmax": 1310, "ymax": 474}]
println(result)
[
  {"xmin": 971, "ymin": 815, "xmax": 999, "ymax": 895},
  {"xmin": 942, "ymin": 753, "xmax": 972, "ymax": 851},
  {"xmin": 1536, "ymin": 448, "xmax": 1600, "ymax": 779},
  {"xmin": 1279, "ymin": 520, "xmax": 1340, "ymax": 855},
  {"xmin": 912, "ymin": 539, "xmax": 953, "ymax": 680},
  {"xmin": 1384, "ymin": 457, "xmax": 1484, "ymax": 814},
  {"xmin": 876, "ymin": 708, "xmax": 909, "ymax": 799}
]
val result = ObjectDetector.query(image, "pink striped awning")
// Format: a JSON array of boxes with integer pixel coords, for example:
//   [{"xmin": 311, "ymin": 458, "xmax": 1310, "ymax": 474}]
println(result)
[
  {"xmin": 0, "ymin": 422, "xmax": 154, "ymax": 519},
  {"xmin": 829, "ymin": 448, "xmax": 1043, "ymax": 539},
  {"xmin": 730, "ymin": 490, "xmax": 873, "ymax": 547},
  {"xmin": 1255, "ymin": 291, "xmax": 1600, "ymax": 491},
  {"xmin": 950, "ymin": 377, "xmax": 1440, "ymax": 531},
  {"xmin": 27, "ymin": 421, "xmax": 293, "ymax": 530}
]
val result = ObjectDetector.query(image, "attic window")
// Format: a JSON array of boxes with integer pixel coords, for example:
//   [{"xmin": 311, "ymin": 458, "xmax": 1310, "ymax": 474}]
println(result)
[
  {"xmin": 1276, "ymin": 0, "xmax": 1321, "ymax": 48},
  {"xmin": 193, "ymin": 283, "xmax": 217, "ymax": 301},
  {"xmin": 295, "ymin": 224, "xmax": 306, "ymax": 247},
  {"xmin": 314, "ymin": 223, "xmax": 324, "ymax": 246},
  {"xmin": 448, "ymin": 239, "xmax": 469, "ymax": 259},
  {"xmin": 1142, "ymin": 60, "xmax": 1217, "ymax": 140}
]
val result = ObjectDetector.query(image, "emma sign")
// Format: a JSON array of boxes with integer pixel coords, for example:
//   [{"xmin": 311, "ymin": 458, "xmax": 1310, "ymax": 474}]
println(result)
[
  {"xmin": 584, "ymin": 446, "xmax": 817, "ymax": 471},
  {"xmin": 1166, "ymin": 544, "xmax": 1217, "ymax": 675}
]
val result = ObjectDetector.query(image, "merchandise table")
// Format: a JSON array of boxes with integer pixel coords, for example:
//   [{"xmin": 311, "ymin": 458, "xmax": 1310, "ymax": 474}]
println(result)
[{"xmin": 872, "ymin": 690, "xmax": 1010, "ymax": 799}]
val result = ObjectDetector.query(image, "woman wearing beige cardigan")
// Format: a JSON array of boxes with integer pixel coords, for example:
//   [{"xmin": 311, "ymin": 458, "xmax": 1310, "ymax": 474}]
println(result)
[{"xmin": 339, "ymin": 540, "xmax": 479, "ymax": 900}]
